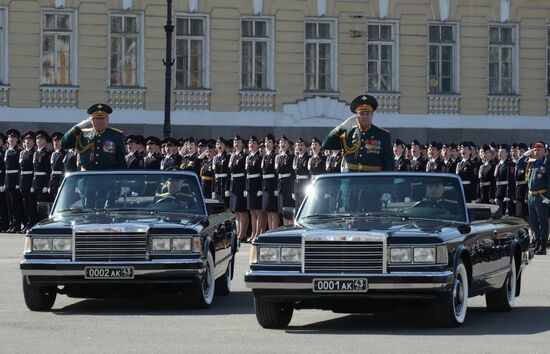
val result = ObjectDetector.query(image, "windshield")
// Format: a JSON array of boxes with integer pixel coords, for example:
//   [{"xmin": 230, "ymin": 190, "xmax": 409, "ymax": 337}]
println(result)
[
  {"xmin": 53, "ymin": 173, "xmax": 206, "ymax": 216},
  {"xmin": 298, "ymin": 174, "xmax": 467, "ymax": 223}
]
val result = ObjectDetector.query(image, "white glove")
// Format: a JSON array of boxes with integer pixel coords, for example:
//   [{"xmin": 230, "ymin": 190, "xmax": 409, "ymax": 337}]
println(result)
[
  {"xmin": 243, "ymin": 191, "xmax": 248, "ymax": 198},
  {"xmin": 76, "ymin": 116, "xmax": 93, "ymax": 129},
  {"xmin": 292, "ymin": 193, "xmax": 296, "ymax": 200},
  {"xmin": 120, "ymin": 187, "xmax": 131, "ymax": 196},
  {"xmin": 42, "ymin": 187, "xmax": 49, "ymax": 194},
  {"xmin": 380, "ymin": 193, "xmax": 392, "ymax": 202},
  {"xmin": 47, "ymin": 188, "xmax": 51, "ymax": 193},
  {"xmin": 523, "ymin": 149, "xmax": 534, "ymax": 157},
  {"xmin": 212, "ymin": 192, "xmax": 216, "ymax": 199},
  {"xmin": 503, "ymin": 197, "xmax": 510, "ymax": 202},
  {"xmin": 543, "ymin": 197, "xmax": 550, "ymax": 205},
  {"xmin": 337, "ymin": 115, "xmax": 356, "ymax": 132},
  {"xmin": 224, "ymin": 190, "xmax": 230, "ymax": 198},
  {"xmin": 15, "ymin": 185, "xmax": 20, "ymax": 190},
  {"xmin": 131, "ymin": 192, "xmax": 138, "ymax": 197},
  {"xmin": 30, "ymin": 187, "xmax": 35, "ymax": 193},
  {"xmin": 490, "ymin": 199, "xmax": 497, "ymax": 204},
  {"xmin": 274, "ymin": 190, "xmax": 279, "ymax": 197},
  {"xmin": 257, "ymin": 191, "xmax": 263, "ymax": 197},
  {"xmin": 0, "ymin": 186, "xmax": 5, "ymax": 193}
]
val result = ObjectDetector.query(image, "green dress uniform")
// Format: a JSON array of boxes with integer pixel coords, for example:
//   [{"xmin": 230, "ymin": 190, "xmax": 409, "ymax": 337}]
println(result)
[
  {"xmin": 526, "ymin": 146, "xmax": 550, "ymax": 254},
  {"xmin": 61, "ymin": 105, "xmax": 126, "ymax": 171}
]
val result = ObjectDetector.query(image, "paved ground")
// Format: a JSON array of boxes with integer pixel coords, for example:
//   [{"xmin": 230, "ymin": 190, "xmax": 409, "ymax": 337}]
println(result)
[{"xmin": 1, "ymin": 233, "xmax": 550, "ymax": 353}]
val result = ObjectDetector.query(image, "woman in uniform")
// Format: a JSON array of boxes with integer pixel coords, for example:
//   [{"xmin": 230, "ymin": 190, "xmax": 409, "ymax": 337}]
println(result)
[
  {"xmin": 213, "ymin": 137, "xmax": 231, "ymax": 208},
  {"xmin": 246, "ymin": 136, "xmax": 265, "ymax": 241},
  {"xmin": 261, "ymin": 134, "xmax": 279, "ymax": 230},
  {"xmin": 276, "ymin": 136, "xmax": 295, "ymax": 226},
  {"xmin": 229, "ymin": 136, "xmax": 249, "ymax": 242}
]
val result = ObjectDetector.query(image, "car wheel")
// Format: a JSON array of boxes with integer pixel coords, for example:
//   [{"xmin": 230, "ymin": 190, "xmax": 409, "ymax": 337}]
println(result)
[
  {"xmin": 214, "ymin": 257, "xmax": 233, "ymax": 296},
  {"xmin": 22, "ymin": 277, "xmax": 56, "ymax": 312},
  {"xmin": 486, "ymin": 257, "xmax": 516, "ymax": 312},
  {"xmin": 432, "ymin": 260, "xmax": 469, "ymax": 327},
  {"xmin": 254, "ymin": 297, "xmax": 294, "ymax": 329},
  {"xmin": 188, "ymin": 250, "xmax": 215, "ymax": 309}
]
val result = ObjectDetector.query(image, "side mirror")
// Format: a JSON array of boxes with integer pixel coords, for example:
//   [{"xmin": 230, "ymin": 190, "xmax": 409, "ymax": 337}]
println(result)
[
  {"xmin": 468, "ymin": 208, "xmax": 492, "ymax": 221},
  {"xmin": 206, "ymin": 200, "xmax": 226, "ymax": 215},
  {"xmin": 37, "ymin": 202, "xmax": 52, "ymax": 220},
  {"xmin": 199, "ymin": 218, "xmax": 210, "ymax": 227},
  {"xmin": 282, "ymin": 207, "xmax": 295, "ymax": 221}
]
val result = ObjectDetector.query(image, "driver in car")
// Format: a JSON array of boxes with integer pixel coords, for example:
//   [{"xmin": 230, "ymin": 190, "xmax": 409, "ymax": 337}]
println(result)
[
  {"xmin": 154, "ymin": 179, "xmax": 195, "ymax": 208},
  {"xmin": 412, "ymin": 180, "xmax": 458, "ymax": 215}
]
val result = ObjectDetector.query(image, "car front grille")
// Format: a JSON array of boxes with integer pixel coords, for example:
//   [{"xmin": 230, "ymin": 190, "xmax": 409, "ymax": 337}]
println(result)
[
  {"xmin": 74, "ymin": 232, "xmax": 148, "ymax": 261},
  {"xmin": 304, "ymin": 240, "xmax": 385, "ymax": 273}
]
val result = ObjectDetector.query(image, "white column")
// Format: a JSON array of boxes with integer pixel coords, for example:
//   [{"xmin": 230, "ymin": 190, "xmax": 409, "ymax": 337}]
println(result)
[
  {"xmin": 379, "ymin": 0, "xmax": 389, "ymax": 19},
  {"xmin": 500, "ymin": 0, "xmax": 510, "ymax": 22},
  {"xmin": 253, "ymin": 0, "xmax": 264, "ymax": 16},
  {"xmin": 439, "ymin": 0, "xmax": 450, "ymax": 21},
  {"xmin": 317, "ymin": 0, "xmax": 327, "ymax": 17}
]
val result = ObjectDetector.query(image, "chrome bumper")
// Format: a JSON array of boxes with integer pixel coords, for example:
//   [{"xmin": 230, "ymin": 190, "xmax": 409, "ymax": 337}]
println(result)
[{"xmin": 245, "ymin": 270, "xmax": 454, "ymax": 291}]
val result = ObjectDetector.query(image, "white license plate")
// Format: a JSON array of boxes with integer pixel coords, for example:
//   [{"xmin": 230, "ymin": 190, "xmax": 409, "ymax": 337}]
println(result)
[
  {"xmin": 85, "ymin": 267, "xmax": 134, "ymax": 279},
  {"xmin": 312, "ymin": 278, "xmax": 368, "ymax": 293}
]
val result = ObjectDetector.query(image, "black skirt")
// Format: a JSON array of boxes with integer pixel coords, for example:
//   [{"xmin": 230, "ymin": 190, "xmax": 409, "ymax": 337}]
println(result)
[
  {"xmin": 278, "ymin": 178, "xmax": 295, "ymax": 213},
  {"xmin": 247, "ymin": 177, "xmax": 263, "ymax": 210},
  {"xmin": 230, "ymin": 176, "xmax": 247, "ymax": 212}
]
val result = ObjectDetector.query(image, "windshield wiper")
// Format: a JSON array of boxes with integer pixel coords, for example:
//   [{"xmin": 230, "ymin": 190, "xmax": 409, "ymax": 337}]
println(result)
[
  {"xmin": 301, "ymin": 213, "xmax": 351, "ymax": 219},
  {"xmin": 56, "ymin": 207, "xmax": 100, "ymax": 213}
]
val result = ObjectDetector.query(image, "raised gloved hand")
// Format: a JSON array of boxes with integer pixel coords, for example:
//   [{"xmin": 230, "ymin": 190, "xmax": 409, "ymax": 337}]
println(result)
[
  {"xmin": 76, "ymin": 117, "xmax": 93, "ymax": 129},
  {"xmin": 336, "ymin": 115, "xmax": 357, "ymax": 134},
  {"xmin": 42, "ymin": 187, "xmax": 49, "ymax": 194},
  {"xmin": 256, "ymin": 191, "xmax": 263, "ymax": 197},
  {"xmin": 224, "ymin": 190, "xmax": 230, "ymax": 198}
]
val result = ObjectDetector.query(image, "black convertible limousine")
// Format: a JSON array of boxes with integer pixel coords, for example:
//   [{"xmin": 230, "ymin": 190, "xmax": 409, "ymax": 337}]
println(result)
[
  {"xmin": 245, "ymin": 173, "xmax": 532, "ymax": 328},
  {"xmin": 20, "ymin": 171, "xmax": 237, "ymax": 311}
]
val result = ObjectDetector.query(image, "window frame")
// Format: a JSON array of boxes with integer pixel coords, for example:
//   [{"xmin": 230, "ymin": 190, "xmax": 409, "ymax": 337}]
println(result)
[
  {"xmin": 174, "ymin": 13, "xmax": 210, "ymax": 90},
  {"xmin": 488, "ymin": 23, "xmax": 519, "ymax": 95},
  {"xmin": 240, "ymin": 16, "xmax": 275, "ymax": 91},
  {"xmin": 0, "ymin": 7, "xmax": 8, "ymax": 85},
  {"xmin": 427, "ymin": 22, "xmax": 460, "ymax": 94},
  {"xmin": 366, "ymin": 20, "xmax": 399, "ymax": 93},
  {"xmin": 547, "ymin": 25, "xmax": 550, "ymax": 96},
  {"xmin": 40, "ymin": 9, "xmax": 78, "ymax": 86},
  {"xmin": 108, "ymin": 11, "xmax": 145, "ymax": 88},
  {"xmin": 304, "ymin": 18, "xmax": 338, "ymax": 93}
]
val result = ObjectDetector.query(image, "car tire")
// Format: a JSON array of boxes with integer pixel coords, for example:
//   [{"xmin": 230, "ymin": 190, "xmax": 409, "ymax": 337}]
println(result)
[
  {"xmin": 432, "ymin": 260, "xmax": 468, "ymax": 327},
  {"xmin": 187, "ymin": 250, "xmax": 215, "ymax": 309},
  {"xmin": 254, "ymin": 297, "xmax": 293, "ymax": 329},
  {"xmin": 22, "ymin": 277, "xmax": 56, "ymax": 312},
  {"xmin": 486, "ymin": 257, "xmax": 516, "ymax": 312},
  {"xmin": 214, "ymin": 258, "xmax": 233, "ymax": 296}
]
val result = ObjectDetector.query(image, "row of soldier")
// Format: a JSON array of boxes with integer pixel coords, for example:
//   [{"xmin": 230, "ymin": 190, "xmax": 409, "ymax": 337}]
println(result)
[{"xmin": 0, "ymin": 127, "xmax": 533, "ymax": 240}]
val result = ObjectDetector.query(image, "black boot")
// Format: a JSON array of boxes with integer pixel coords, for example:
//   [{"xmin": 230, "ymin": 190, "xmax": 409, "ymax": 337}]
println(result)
[
  {"xmin": 533, "ymin": 240, "xmax": 541, "ymax": 252},
  {"xmin": 535, "ymin": 247, "xmax": 547, "ymax": 255}
]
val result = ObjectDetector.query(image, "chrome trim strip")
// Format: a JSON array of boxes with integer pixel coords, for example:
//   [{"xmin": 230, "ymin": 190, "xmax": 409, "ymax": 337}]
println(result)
[
  {"xmin": 22, "ymin": 268, "xmax": 204, "ymax": 276},
  {"xmin": 246, "ymin": 282, "xmax": 448, "ymax": 290},
  {"xmin": 246, "ymin": 270, "xmax": 453, "ymax": 277},
  {"xmin": 21, "ymin": 259, "xmax": 203, "ymax": 266}
]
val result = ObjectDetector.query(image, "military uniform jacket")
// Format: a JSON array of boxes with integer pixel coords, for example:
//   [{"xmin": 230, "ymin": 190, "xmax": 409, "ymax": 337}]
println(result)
[
  {"xmin": 32, "ymin": 148, "xmax": 51, "ymax": 191},
  {"xmin": 126, "ymin": 151, "xmax": 144, "ymax": 169},
  {"xmin": 326, "ymin": 154, "xmax": 342, "ymax": 173},
  {"xmin": 200, "ymin": 157, "xmax": 214, "ymax": 195},
  {"xmin": 276, "ymin": 152, "xmax": 294, "ymax": 182},
  {"xmin": 322, "ymin": 122, "xmax": 394, "ymax": 172},
  {"xmin": 229, "ymin": 151, "xmax": 247, "ymax": 192},
  {"xmin": 4, "ymin": 147, "xmax": 20, "ymax": 189},
  {"xmin": 495, "ymin": 158, "xmax": 515, "ymax": 200},
  {"xmin": 245, "ymin": 151, "xmax": 262, "ymax": 192},
  {"xmin": 19, "ymin": 149, "xmax": 35, "ymax": 191},
  {"xmin": 395, "ymin": 156, "xmax": 411, "ymax": 171},
  {"xmin": 442, "ymin": 159, "xmax": 457, "ymax": 174},
  {"xmin": 514, "ymin": 156, "xmax": 529, "ymax": 202},
  {"xmin": 308, "ymin": 154, "xmax": 326, "ymax": 176},
  {"xmin": 49, "ymin": 149, "xmax": 65, "ymax": 191},
  {"xmin": 293, "ymin": 153, "xmax": 310, "ymax": 194},
  {"xmin": 410, "ymin": 156, "xmax": 427, "ymax": 172},
  {"xmin": 144, "ymin": 153, "xmax": 162, "ymax": 170},
  {"xmin": 261, "ymin": 150, "xmax": 277, "ymax": 192},
  {"xmin": 213, "ymin": 152, "xmax": 231, "ymax": 195},
  {"xmin": 181, "ymin": 152, "xmax": 201, "ymax": 175},
  {"xmin": 426, "ymin": 157, "xmax": 445, "ymax": 173},
  {"xmin": 478, "ymin": 160, "xmax": 496, "ymax": 202},
  {"xmin": 161, "ymin": 153, "xmax": 182, "ymax": 171},
  {"xmin": 526, "ymin": 158, "xmax": 550, "ymax": 199},
  {"xmin": 0, "ymin": 148, "xmax": 5, "ymax": 187},
  {"xmin": 456, "ymin": 157, "xmax": 477, "ymax": 202}
]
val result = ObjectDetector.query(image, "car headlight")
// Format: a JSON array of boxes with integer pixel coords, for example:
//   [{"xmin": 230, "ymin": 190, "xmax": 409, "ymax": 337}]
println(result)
[
  {"xmin": 281, "ymin": 247, "xmax": 301, "ymax": 263},
  {"xmin": 390, "ymin": 247, "xmax": 412, "ymax": 263},
  {"xmin": 32, "ymin": 238, "xmax": 52, "ymax": 252},
  {"xmin": 152, "ymin": 238, "xmax": 171, "ymax": 251},
  {"xmin": 259, "ymin": 247, "xmax": 280, "ymax": 263},
  {"xmin": 52, "ymin": 238, "xmax": 71, "ymax": 252},
  {"xmin": 414, "ymin": 247, "xmax": 436, "ymax": 263},
  {"xmin": 172, "ymin": 238, "xmax": 192, "ymax": 251}
]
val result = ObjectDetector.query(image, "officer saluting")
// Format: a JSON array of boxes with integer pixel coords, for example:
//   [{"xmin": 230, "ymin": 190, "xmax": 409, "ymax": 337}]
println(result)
[
  {"xmin": 322, "ymin": 94, "xmax": 394, "ymax": 172},
  {"xmin": 61, "ymin": 103, "xmax": 126, "ymax": 170},
  {"xmin": 526, "ymin": 142, "xmax": 550, "ymax": 255}
]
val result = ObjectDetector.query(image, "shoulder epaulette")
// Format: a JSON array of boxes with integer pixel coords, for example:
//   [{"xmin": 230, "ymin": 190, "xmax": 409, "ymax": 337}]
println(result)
[
  {"xmin": 109, "ymin": 127, "xmax": 124, "ymax": 134},
  {"xmin": 81, "ymin": 128, "xmax": 93, "ymax": 132}
]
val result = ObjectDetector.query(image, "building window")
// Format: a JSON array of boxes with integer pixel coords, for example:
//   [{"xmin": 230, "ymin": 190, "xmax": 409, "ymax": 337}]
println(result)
[
  {"xmin": 241, "ymin": 19, "xmax": 273, "ymax": 90},
  {"xmin": 109, "ymin": 14, "xmax": 142, "ymax": 87},
  {"xmin": 428, "ymin": 24, "xmax": 458, "ymax": 94},
  {"xmin": 489, "ymin": 25, "xmax": 517, "ymax": 95},
  {"xmin": 305, "ymin": 20, "xmax": 337, "ymax": 91},
  {"xmin": 176, "ymin": 16, "xmax": 208, "ymax": 89},
  {"xmin": 0, "ymin": 8, "xmax": 5, "ymax": 84},
  {"xmin": 547, "ymin": 26, "xmax": 550, "ymax": 95},
  {"xmin": 367, "ymin": 22, "xmax": 398, "ymax": 92},
  {"xmin": 41, "ymin": 11, "xmax": 76, "ymax": 86}
]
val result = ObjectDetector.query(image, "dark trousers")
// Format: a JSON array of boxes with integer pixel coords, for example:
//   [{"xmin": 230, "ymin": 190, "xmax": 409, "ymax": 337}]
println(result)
[
  {"xmin": 6, "ymin": 188, "xmax": 23, "ymax": 230},
  {"xmin": 528, "ymin": 195, "xmax": 549, "ymax": 246},
  {"xmin": 21, "ymin": 189, "xmax": 37, "ymax": 228},
  {"xmin": 0, "ymin": 191, "xmax": 9, "ymax": 231},
  {"xmin": 497, "ymin": 198, "xmax": 515, "ymax": 216}
]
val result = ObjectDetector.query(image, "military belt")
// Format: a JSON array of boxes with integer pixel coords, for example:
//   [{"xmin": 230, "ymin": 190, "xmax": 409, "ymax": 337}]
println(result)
[
  {"xmin": 20, "ymin": 171, "xmax": 33, "ymax": 175},
  {"xmin": 201, "ymin": 176, "xmax": 213, "ymax": 181},
  {"xmin": 231, "ymin": 173, "xmax": 245, "ymax": 179},
  {"xmin": 51, "ymin": 171, "xmax": 63, "ymax": 175},
  {"xmin": 279, "ymin": 173, "xmax": 292, "ymax": 179},
  {"xmin": 496, "ymin": 181, "xmax": 508, "ymax": 186},
  {"xmin": 5, "ymin": 170, "xmax": 18, "ymax": 174},
  {"xmin": 480, "ymin": 182, "xmax": 491, "ymax": 186},
  {"xmin": 215, "ymin": 173, "xmax": 228, "ymax": 178},
  {"xmin": 247, "ymin": 174, "xmax": 261, "ymax": 179},
  {"xmin": 516, "ymin": 181, "xmax": 527, "ymax": 185},
  {"xmin": 296, "ymin": 175, "xmax": 310, "ymax": 180},
  {"xmin": 34, "ymin": 172, "xmax": 47, "ymax": 176},
  {"xmin": 529, "ymin": 189, "xmax": 548, "ymax": 196},
  {"xmin": 346, "ymin": 163, "xmax": 383, "ymax": 172},
  {"xmin": 263, "ymin": 174, "xmax": 275, "ymax": 179},
  {"xmin": 462, "ymin": 181, "xmax": 471, "ymax": 185}
]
